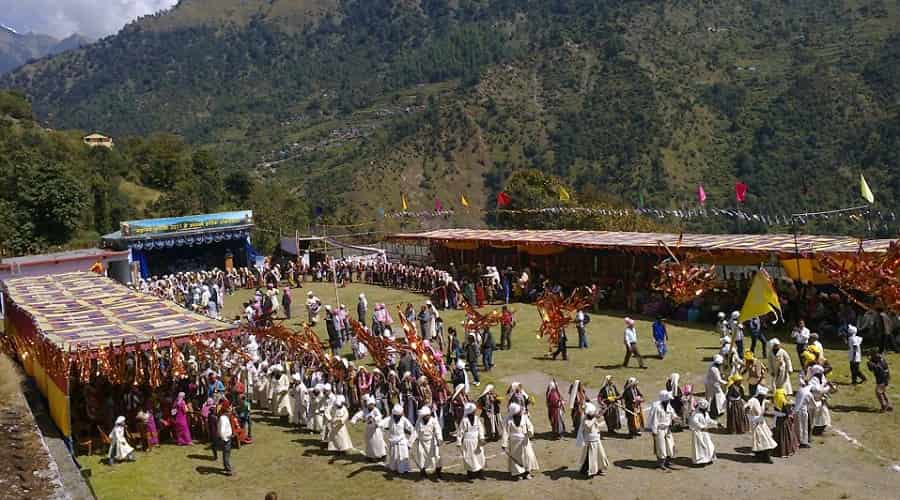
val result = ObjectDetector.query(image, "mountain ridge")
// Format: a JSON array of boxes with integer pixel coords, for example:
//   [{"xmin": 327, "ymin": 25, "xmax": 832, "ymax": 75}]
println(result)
[{"xmin": 3, "ymin": 1, "xmax": 900, "ymax": 236}]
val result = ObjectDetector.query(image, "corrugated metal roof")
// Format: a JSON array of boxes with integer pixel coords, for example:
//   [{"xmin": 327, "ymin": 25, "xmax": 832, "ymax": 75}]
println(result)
[{"xmin": 387, "ymin": 229, "xmax": 891, "ymax": 256}]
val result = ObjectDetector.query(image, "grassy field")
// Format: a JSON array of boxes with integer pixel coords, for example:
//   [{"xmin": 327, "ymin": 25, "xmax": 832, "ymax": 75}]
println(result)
[{"xmin": 80, "ymin": 282, "xmax": 900, "ymax": 500}]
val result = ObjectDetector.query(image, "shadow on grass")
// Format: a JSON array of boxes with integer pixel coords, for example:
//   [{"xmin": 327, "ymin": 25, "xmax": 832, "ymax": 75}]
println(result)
[
  {"xmin": 292, "ymin": 437, "xmax": 324, "ymax": 446},
  {"xmin": 186, "ymin": 454, "xmax": 216, "ymax": 461},
  {"xmin": 195, "ymin": 465, "xmax": 228, "ymax": 476},
  {"xmin": 601, "ymin": 432, "xmax": 635, "ymax": 440},
  {"xmin": 533, "ymin": 431, "xmax": 566, "ymax": 441},
  {"xmin": 734, "ymin": 446, "xmax": 753, "ymax": 454},
  {"xmin": 717, "ymin": 452, "xmax": 758, "ymax": 464},
  {"xmin": 594, "ymin": 364, "xmax": 627, "ymax": 370},
  {"xmin": 328, "ymin": 452, "xmax": 371, "ymax": 465},
  {"xmin": 830, "ymin": 404, "xmax": 881, "ymax": 414},
  {"xmin": 695, "ymin": 346, "xmax": 721, "ymax": 350},
  {"xmin": 543, "ymin": 466, "xmax": 584, "ymax": 480},
  {"xmin": 613, "ymin": 459, "xmax": 660, "ymax": 470}
]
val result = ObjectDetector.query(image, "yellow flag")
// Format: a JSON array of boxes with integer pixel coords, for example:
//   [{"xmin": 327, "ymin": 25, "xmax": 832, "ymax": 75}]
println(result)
[
  {"xmin": 860, "ymin": 174, "xmax": 875, "ymax": 204},
  {"xmin": 460, "ymin": 194, "xmax": 469, "ymax": 208},
  {"xmin": 559, "ymin": 186, "xmax": 571, "ymax": 202},
  {"xmin": 401, "ymin": 194, "xmax": 408, "ymax": 211},
  {"xmin": 738, "ymin": 270, "xmax": 782, "ymax": 322}
]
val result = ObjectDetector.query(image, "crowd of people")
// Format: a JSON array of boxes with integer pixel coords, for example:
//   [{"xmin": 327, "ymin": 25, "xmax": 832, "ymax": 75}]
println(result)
[{"xmin": 100, "ymin": 258, "xmax": 895, "ymax": 485}]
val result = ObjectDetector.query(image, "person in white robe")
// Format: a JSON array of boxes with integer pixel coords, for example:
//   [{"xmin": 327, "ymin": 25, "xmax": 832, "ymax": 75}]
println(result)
[
  {"xmin": 705, "ymin": 355, "xmax": 727, "ymax": 418},
  {"xmin": 456, "ymin": 402, "xmax": 486, "ymax": 478},
  {"xmin": 793, "ymin": 383, "xmax": 814, "ymax": 448},
  {"xmin": 292, "ymin": 378, "xmax": 309, "ymax": 428},
  {"xmin": 380, "ymin": 404, "xmax": 414, "ymax": 474},
  {"xmin": 328, "ymin": 395, "xmax": 353, "ymax": 453},
  {"xmin": 411, "ymin": 406, "xmax": 443, "ymax": 478},
  {"xmin": 807, "ymin": 365, "xmax": 832, "ymax": 434},
  {"xmin": 107, "ymin": 416, "xmax": 136, "ymax": 464},
  {"xmin": 689, "ymin": 399, "xmax": 717, "ymax": 465},
  {"xmin": 272, "ymin": 367, "xmax": 293, "ymax": 421},
  {"xmin": 320, "ymin": 384, "xmax": 335, "ymax": 443},
  {"xmin": 745, "ymin": 386, "xmax": 776, "ymax": 463},
  {"xmin": 576, "ymin": 403, "xmax": 609, "ymax": 477},
  {"xmin": 254, "ymin": 361, "xmax": 269, "ymax": 406},
  {"xmin": 265, "ymin": 365, "xmax": 278, "ymax": 411},
  {"xmin": 647, "ymin": 390, "xmax": 677, "ymax": 470},
  {"xmin": 499, "ymin": 402, "xmax": 539, "ymax": 480},
  {"xmin": 351, "ymin": 395, "xmax": 386, "ymax": 461},
  {"xmin": 771, "ymin": 340, "xmax": 794, "ymax": 395},
  {"xmin": 310, "ymin": 384, "xmax": 325, "ymax": 433}
]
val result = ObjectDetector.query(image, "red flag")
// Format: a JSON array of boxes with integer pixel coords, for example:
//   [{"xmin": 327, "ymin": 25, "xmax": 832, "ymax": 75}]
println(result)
[
  {"xmin": 435, "ymin": 198, "xmax": 443, "ymax": 211},
  {"xmin": 734, "ymin": 182, "xmax": 748, "ymax": 203},
  {"xmin": 496, "ymin": 191, "xmax": 511, "ymax": 208}
]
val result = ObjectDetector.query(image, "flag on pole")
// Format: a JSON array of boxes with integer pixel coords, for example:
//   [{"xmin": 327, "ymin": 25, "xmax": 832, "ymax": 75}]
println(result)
[
  {"xmin": 860, "ymin": 174, "xmax": 875, "ymax": 204},
  {"xmin": 460, "ymin": 194, "xmax": 469, "ymax": 208},
  {"xmin": 435, "ymin": 198, "xmax": 443, "ymax": 211},
  {"xmin": 697, "ymin": 184, "xmax": 707, "ymax": 205},
  {"xmin": 558, "ymin": 186, "xmax": 571, "ymax": 202},
  {"xmin": 638, "ymin": 191, "xmax": 645, "ymax": 209},
  {"xmin": 496, "ymin": 191, "xmax": 511, "ymax": 208},
  {"xmin": 734, "ymin": 182, "xmax": 748, "ymax": 203},
  {"xmin": 738, "ymin": 269, "xmax": 782, "ymax": 323},
  {"xmin": 401, "ymin": 194, "xmax": 408, "ymax": 211}
]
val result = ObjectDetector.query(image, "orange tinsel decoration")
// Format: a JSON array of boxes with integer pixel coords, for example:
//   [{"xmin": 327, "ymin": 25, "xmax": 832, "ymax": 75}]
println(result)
[
  {"xmin": 459, "ymin": 298, "xmax": 503, "ymax": 334},
  {"xmin": 349, "ymin": 318, "xmax": 408, "ymax": 369},
  {"xmin": 817, "ymin": 240, "xmax": 900, "ymax": 313},
  {"xmin": 395, "ymin": 306, "xmax": 444, "ymax": 387},
  {"xmin": 536, "ymin": 288, "xmax": 592, "ymax": 352},
  {"xmin": 651, "ymin": 237, "xmax": 716, "ymax": 305}
]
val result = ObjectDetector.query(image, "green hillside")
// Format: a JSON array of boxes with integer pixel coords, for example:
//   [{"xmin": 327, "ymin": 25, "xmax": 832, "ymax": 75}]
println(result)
[{"xmin": 3, "ymin": 0, "xmax": 900, "ymax": 237}]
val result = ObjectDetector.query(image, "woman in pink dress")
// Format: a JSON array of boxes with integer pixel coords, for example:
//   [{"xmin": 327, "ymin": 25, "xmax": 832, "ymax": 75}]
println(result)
[
  {"xmin": 172, "ymin": 392, "xmax": 192, "ymax": 445},
  {"xmin": 144, "ymin": 400, "xmax": 159, "ymax": 447}
]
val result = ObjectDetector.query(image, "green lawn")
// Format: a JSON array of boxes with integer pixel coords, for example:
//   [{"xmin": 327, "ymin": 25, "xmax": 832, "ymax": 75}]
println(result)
[{"xmin": 80, "ymin": 282, "xmax": 900, "ymax": 500}]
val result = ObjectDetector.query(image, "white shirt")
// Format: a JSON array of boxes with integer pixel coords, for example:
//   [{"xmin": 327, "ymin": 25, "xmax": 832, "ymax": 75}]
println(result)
[
  {"xmin": 793, "ymin": 327, "xmax": 810, "ymax": 344},
  {"xmin": 218, "ymin": 414, "xmax": 233, "ymax": 441},
  {"xmin": 848, "ymin": 335, "xmax": 862, "ymax": 362},
  {"xmin": 576, "ymin": 311, "xmax": 585, "ymax": 327},
  {"xmin": 624, "ymin": 327, "xmax": 637, "ymax": 345}
]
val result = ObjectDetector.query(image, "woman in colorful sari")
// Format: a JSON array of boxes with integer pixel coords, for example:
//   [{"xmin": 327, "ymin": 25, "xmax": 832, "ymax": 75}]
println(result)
[{"xmin": 173, "ymin": 392, "xmax": 193, "ymax": 445}]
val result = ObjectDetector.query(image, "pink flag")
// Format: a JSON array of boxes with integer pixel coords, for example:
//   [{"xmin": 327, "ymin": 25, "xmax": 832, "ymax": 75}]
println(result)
[
  {"xmin": 735, "ymin": 182, "xmax": 748, "ymax": 203},
  {"xmin": 697, "ymin": 184, "xmax": 707, "ymax": 205},
  {"xmin": 435, "ymin": 198, "xmax": 443, "ymax": 211}
]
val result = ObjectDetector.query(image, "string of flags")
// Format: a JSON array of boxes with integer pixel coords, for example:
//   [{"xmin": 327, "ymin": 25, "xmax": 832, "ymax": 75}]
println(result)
[{"xmin": 368, "ymin": 172, "xmax": 884, "ymax": 223}]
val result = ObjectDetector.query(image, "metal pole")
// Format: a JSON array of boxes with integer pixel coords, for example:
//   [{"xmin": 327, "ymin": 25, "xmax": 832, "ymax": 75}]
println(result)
[{"xmin": 324, "ymin": 225, "xmax": 340, "ymax": 307}]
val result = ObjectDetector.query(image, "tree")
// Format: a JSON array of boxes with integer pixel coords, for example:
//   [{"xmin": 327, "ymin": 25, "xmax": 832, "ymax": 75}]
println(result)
[{"xmin": 18, "ymin": 160, "xmax": 88, "ymax": 245}]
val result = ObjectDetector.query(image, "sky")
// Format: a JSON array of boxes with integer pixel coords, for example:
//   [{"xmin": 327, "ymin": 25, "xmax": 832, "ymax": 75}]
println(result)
[{"xmin": 0, "ymin": 0, "xmax": 178, "ymax": 39}]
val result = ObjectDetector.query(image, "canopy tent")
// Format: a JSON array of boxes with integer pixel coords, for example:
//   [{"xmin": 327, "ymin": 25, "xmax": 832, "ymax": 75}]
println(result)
[
  {"xmin": 1, "ymin": 272, "xmax": 238, "ymax": 438},
  {"xmin": 388, "ymin": 229, "xmax": 892, "ymax": 260}
]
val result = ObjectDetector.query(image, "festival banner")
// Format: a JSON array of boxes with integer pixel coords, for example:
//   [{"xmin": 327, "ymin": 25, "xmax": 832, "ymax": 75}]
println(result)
[{"xmin": 121, "ymin": 211, "xmax": 252, "ymax": 237}]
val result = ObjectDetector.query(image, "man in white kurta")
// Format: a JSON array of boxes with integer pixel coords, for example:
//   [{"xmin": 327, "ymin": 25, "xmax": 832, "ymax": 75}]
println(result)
[
  {"xmin": 310, "ymin": 384, "xmax": 325, "ymax": 433},
  {"xmin": 320, "ymin": 384, "xmax": 336, "ymax": 443},
  {"xmin": 793, "ymin": 383, "xmax": 814, "ymax": 447},
  {"xmin": 772, "ymin": 340, "xmax": 794, "ymax": 395},
  {"xmin": 411, "ymin": 406, "xmax": 443, "ymax": 478},
  {"xmin": 351, "ymin": 395, "xmax": 386, "ymax": 460},
  {"xmin": 745, "ymin": 386, "xmax": 776, "ymax": 463},
  {"xmin": 292, "ymin": 378, "xmax": 309, "ymax": 428},
  {"xmin": 807, "ymin": 365, "xmax": 832, "ymax": 434},
  {"xmin": 254, "ymin": 361, "xmax": 269, "ymax": 407},
  {"xmin": 689, "ymin": 399, "xmax": 717, "ymax": 465},
  {"xmin": 457, "ymin": 402, "xmax": 486, "ymax": 478},
  {"xmin": 272, "ymin": 367, "xmax": 293, "ymax": 421},
  {"xmin": 705, "ymin": 355, "xmax": 727, "ymax": 418},
  {"xmin": 500, "ymin": 402, "xmax": 539, "ymax": 479},
  {"xmin": 576, "ymin": 403, "xmax": 609, "ymax": 477},
  {"xmin": 647, "ymin": 390, "xmax": 677, "ymax": 470},
  {"xmin": 328, "ymin": 395, "xmax": 353, "ymax": 453},
  {"xmin": 380, "ymin": 404, "xmax": 414, "ymax": 474},
  {"xmin": 108, "ymin": 416, "xmax": 135, "ymax": 464}
]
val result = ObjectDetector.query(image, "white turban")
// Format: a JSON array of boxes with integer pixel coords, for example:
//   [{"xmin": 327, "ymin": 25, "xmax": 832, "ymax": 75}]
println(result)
[
  {"xmin": 392, "ymin": 404, "xmax": 404, "ymax": 416},
  {"xmin": 755, "ymin": 386, "xmax": 769, "ymax": 397},
  {"xmin": 658, "ymin": 390, "xmax": 672, "ymax": 402},
  {"xmin": 508, "ymin": 402, "xmax": 522, "ymax": 416},
  {"xmin": 584, "ymin": 403, "xmax": 597, "ymax": 417},
  {"xmin": 417, "ymin": 406, "xmax": 431, "ymax": 417},
  {"xmin": 464, "ymin": 402, "xmax": 477, "ymax": 416}
]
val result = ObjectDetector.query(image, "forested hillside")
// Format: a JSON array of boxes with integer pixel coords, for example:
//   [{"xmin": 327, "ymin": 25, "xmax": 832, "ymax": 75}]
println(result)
[{"xmin": 3, "ymin": 0, "xmax": 900, "ymax": 240}]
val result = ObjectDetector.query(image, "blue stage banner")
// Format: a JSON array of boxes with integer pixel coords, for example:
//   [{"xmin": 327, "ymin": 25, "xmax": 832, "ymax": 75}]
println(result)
[{"xmin": 121, "ymin": 211, "xmax": 253, "ymax": 237}]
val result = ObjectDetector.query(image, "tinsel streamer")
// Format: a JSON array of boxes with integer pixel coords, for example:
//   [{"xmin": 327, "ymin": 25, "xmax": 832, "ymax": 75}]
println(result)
[
  {"xmin": 817, "ymin": 240, "xmax": 900, "ymax": 313},
  {"xmin": 148, "ymin": 339, "xmax": 162, "ymax": 389},
  {"xmin": 536, "ymin": 288, "xmax": 592, "ymax": 352},
  {"xmin": 170, "ymin": 343, "xmax": 186, "ymax": 380},
  {"xmin": 395, "ymin": 306, "xmax": 444, "ymax": 388},
  {"xmin": 459, "ymin": 298, "xmax": 503, "ymax": 334},
  {"xmin": 651, "ymin": 238, "xmax": 717, "ymax": 304}
]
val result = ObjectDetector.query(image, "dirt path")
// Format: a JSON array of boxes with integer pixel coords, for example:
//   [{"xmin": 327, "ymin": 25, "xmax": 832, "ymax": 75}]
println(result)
[{"xmin": 0, "ymin": 355, "xmax": 68, "ymax": 500}]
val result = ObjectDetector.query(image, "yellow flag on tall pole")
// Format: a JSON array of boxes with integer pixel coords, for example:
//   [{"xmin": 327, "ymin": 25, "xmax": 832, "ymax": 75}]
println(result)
[
  {"xmin": 559, "ymin": 186, "xmax": 571, "ymax": 202},
  {"xmin": 460, "ymin": 194, "xmax": 469, "ymax": 208},
  {"xmin": 738, "ymin": 269, "xmax": 782, "ymax": 323},
  {"xmin": 860, "ymin": 173, "xmax": 875, "ymax": 204},
  {"xmin": 401, "ymin": 194, "xmax": 408, "ymax": 211}
]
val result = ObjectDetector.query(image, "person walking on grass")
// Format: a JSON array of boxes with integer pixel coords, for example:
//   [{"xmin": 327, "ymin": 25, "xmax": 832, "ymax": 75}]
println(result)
[
  {"xmin": 500, "ymin": 305, "xmax": 515, "ymax": 350},
  {"xmin": 867, "ymin": 351, "xmax": 893, "ymax": 412},
  {"xmin": 576, "ymin": 308, "xmax": 590, "ymax": 348},
  {"xmin": 217, "ymin": 400, "xmax": 234, "ymax": 476},
  {"xmin": 652, "ymin": 317, "xmax": 668, "ymax": 359},
  {"xmin": 623, "ymin": 318, "xmax": 645, "ymax": 368}
]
